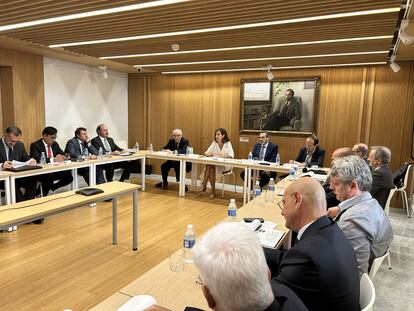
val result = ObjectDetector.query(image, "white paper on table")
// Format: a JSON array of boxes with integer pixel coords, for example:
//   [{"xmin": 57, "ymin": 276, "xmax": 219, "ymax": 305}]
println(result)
[
  {"xmin": 11, "ymin": 160, "xmax": 34, "ymax": 167},
  {"xmin": 116, "ymin": 295, "xmax": 157, "ymax": 311}
]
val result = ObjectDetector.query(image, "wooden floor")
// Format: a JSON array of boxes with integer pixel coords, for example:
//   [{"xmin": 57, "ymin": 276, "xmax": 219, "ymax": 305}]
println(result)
[{"xmin": 0, "ymin": 179, "xmax": 243, "ymax": 311}]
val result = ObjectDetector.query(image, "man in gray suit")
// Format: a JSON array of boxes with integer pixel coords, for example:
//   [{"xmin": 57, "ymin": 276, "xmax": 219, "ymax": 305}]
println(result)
[
  {"xmin": 65, "ymin": 127, "xmax": 105, "ymax": 185},
  {"xmin": 327, "ymin": 155, "xmax": 393, "ymax": 275},
  {"xmin": 0, "ymin": 126, "xmax": 37, "ymax": 202},
  {"xmin": 368, "ymin": 146, "xmax": 394, "ymax": 209},
  {"xmin": 262, "ymin": 89, "xmax": 301, "ymax": 131}
]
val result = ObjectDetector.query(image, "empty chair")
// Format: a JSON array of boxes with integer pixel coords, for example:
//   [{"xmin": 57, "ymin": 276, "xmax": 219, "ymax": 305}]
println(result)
[
  {"xmin": 384, "ymin": 186, "xmax": 396, "ymax": 216},
  {"xmin": 216, "ymin": 170, "xmax": 236, "ymax": 199},
  {"xmin": 369, "ymin": 249, "xmax": 392, "ymax": 280},
  {"xmin": 360, "ymin": 273, "xmax": 376, "ymax": 311},
  {"xmin": 394, "ymin": 164, "xmax": 413, "ymax": 218}
]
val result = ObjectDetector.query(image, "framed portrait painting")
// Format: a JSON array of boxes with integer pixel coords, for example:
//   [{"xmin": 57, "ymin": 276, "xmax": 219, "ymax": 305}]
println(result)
[{"xmin": 240, "ymin": 77, "xmax": 320, "ymax": 135}]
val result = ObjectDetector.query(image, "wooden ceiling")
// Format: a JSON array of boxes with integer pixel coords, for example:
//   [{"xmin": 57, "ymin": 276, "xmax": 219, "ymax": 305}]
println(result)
[{"xmin": 0, "ymin": 0, "xmax": 411, "ymax": 73}]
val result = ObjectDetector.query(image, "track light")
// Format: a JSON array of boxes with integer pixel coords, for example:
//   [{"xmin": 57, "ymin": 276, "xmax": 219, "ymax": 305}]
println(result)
[
  {"xmin": 399, "ymin": 19, "xmax": 414, "ymax": 45},
  {"xmin": 99, "ymin": 65, "xmax": 108, "ymax": 79},
  {"xmin": 264, "ymin": 64, "xmax": 273, "ymax": 80},
  {"xmin": 389, "ymin": 56, "xmax": 401, "ymax": 73}
]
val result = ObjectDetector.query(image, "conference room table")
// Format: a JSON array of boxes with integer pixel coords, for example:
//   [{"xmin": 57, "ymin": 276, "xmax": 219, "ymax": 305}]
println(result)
[
  {"xmin": 4, "ymin": 153, "xmax": 147, "ymax": 204},
  {"xmin": 91, "ymin": 179, "xmax": 291, "ymax": 311}
]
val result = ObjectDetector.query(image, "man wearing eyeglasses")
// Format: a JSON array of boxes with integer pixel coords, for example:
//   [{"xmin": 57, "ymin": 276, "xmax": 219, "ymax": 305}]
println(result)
[
  {"xmin": 30, "ymin": 126, "xmax": 73, "ymax": 196},
  {"xmin": 266, "ymin": 177, "xmax": 360, "ymax": 311},
  {"xmin": 241, "ymin": 132, "xmax": 278, "ymax": 189},
  {"xmin": 155, "ymin": 129, "xmax": 190, "ymax": 190}
]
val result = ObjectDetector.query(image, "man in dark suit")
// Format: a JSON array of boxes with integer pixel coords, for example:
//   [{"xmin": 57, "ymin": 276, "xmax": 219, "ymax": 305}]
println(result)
[
  {"xmin": 352, "ymin": 143, "xmax": 369, "ymax": 164},
  {"xmin": 368, "ymin": 146, "xmax": 394, "ymax": 208},
  {"xmin": 65, "ymin": 127, "xmax": 105, "ymax": 185},
  {"xmin": 265, "ymin": 178, "xmax": 360, "ymax": 311},
  {"xmin": 290, "ymin": 135, "xmax": 325, "ymax": 167},
  {"xmin": 155, "ymin": 129, "xmax": 190, "ymax": 189},
  {"xmin": 30, "ymin": 126, "xmax": 73, "ymax": 195},
  {"xmin": 91, "ymin": 124, "xmax": 132, "ymax": 182},
  {"xmin": 262, "ymin": 89, "xmax": 301, "ymax": 131},
  {"xmin": 241, "ymin": 132, "xmax": 278, "ymax": 188},
  {"xmin": 0, "ymin": 126, "xmax": 37, "ymax": 202}
]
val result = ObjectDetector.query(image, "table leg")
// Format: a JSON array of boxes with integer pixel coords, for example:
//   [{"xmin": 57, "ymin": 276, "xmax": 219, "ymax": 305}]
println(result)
[
  {"xmin": 112, "ymin": 197, "xmax": 118, "ymax": 245},
  {"xmin": 243, "ymin": 167, "xmax": 248, "ymax": 204},
  {"xmin": 191, "ymin": 162, "xmax": 198, "ymax": 191},
  {"xmin": 90, "ymin": 163, "xmax": 96, "ymax": 186},
  {"xmin": 179, "ymin": 159, "xmax": 185, "ymax": 197},
  {"xmin": 140, "ymin": 157, "xmax": 146, "ymax": 191},
  {"xmin": 11, "ymin": 177, "xmax": 16, "ymax": 204},
  {"xmin": 5, "ymin": 178, "xmax": 11, "ymax": 205},
  {"xmin": 247, "ymin": 168, "xmax": 251, "ymax": 202},
  {"xmin": 72, "ymin": 168, "xmax": 78, "ymax": 190},
  {"xmin": 132, "ymin": 190, "xmax": 138, "ymax": 251}
]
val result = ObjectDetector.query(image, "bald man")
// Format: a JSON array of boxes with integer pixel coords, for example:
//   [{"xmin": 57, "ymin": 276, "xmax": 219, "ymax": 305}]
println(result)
[
  {"xmin": 325, "ymin": 147, "xmax": 354, "ymax": 208},
  {"xmin": 352, "ymin": 143, "xmax": 369, "ymax": 164},
  {"xmin": 265, "ymin": 178, "xmax": 360, "ymax": 311}
]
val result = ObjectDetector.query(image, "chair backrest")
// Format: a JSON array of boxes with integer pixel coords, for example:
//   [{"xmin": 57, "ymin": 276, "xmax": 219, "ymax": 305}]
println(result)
[
  {"xmin": 360, "ymin": 273, "xmax": 376, "ymax": 311},
  {"xmin": 368, "ymin": 250, "xmax": 388, "ymax": 280},
  {"xmin": 402, "ymin": 164, "xmax": 413, "ymax": 190},
  {"xmin": 384, "ymin": 186, "xmax": 397, "ymax": 216}
]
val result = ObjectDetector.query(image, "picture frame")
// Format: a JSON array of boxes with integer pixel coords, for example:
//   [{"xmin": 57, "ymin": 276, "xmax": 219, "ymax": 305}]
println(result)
[{"xmin": 239, "ymin": 77, "xmax": 320, "ymax": 135}]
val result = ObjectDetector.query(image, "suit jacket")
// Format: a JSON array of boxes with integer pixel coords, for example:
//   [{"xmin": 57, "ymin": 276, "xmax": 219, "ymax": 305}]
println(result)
[
  {"xmin": 295, "ymin": 146, "xmax": 325, "ymax": 167},
  {"xmin": 91, "ymin": 136, "xmax": 122, "ymax": 153},
  {"xmin": 30, "ymin": 139, "xmax": 65, "ymax": 163},
  {"xmin": 65, "ymin": 137, "xmax": 99, "ymax": 159},
  {"xmin": 370, "ymin": 165, "xmax": 394, "ymax": 208},
  {"xmin": 265, "ymin": 216, "xmax": 360, "ymax": 311},
  {"xmin": 0, "ymin": 138, "xmax": 31, "ymax": 164},
  {"xmin": 252, "ymin": 142, "xmax": 278, "ymax": 162},
  {"xmin": 277, "ymin": 97, "xmax": 302, "ymax": 126},
  {"xmin": 162, "ymin": 137, "xmax": 189, "ymax": 155}
]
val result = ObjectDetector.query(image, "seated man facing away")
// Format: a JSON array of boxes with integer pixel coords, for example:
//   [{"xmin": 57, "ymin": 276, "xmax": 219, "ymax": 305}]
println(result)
[
  {"xmin": 367, "ymin": 146, "xmax": 394, "ymax": 209},
  {"xmin": 327, "ymin": 155, "xmax": 393, "ymax": 275},
  {"xmin": 241, "ymin": 132, "xmax": 278, "ymax": 189},
  {"xmin": 145, "ymin": 222, "xmax": 308, "ymax": 311},
  {"xmin": 30, "ymin": 126, "xmax": 73, "ymax": 195},
  {"xmin": 155, "ymin": 129, "xmax": 190, "ymax": 189},
  {"xmin": 352, "ymin": 143, "xmax": 369, "ymax": 164},
  {"xmin": 289, "ymin": 134, "xmax": 325, "ymax": 168},
  {"xmin": 265, "ymin": 178, "xmax": 360, "ymax": 311},
  {"xmin": 65, "ymin": 127, "xmax": 105, "ymax": 185},
  {"xmin": 91, "ymin": 123, "xmax": 132, "ymax": 182}
]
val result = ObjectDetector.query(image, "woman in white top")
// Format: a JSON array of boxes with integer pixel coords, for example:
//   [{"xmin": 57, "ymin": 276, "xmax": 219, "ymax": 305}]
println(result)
[{"xmin": 199, "ymin": 128, "xmax": 234, "ymax": 199}]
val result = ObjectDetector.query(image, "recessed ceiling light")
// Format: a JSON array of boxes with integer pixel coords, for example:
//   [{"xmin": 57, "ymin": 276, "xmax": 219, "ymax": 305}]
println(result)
[
  {"xmin": 133, "ymin": 51, "xmax": 388, "ymax": 67},
  {"xmin": 99, "ymin": 36, "xmax": 393, "ymax": 59},
  {"xmin": 49, "ymin": 8, "xmax": 400, "ymax": 48},
  {"xmin": 0, "ymin": 0, "xmax": 189, "ymax": 32},
  {"xmin": 161, "ymin": 62, "xmax": 388, "ymax": 74}
]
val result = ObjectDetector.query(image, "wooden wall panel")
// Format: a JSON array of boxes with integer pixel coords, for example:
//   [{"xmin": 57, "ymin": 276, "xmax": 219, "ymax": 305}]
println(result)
[
  {"xmin": 0, "ymin": 48, "xmax": 44, "ymax": 147},
  {"xmin": 0, "ymin": 66, "xmax": 14, "ymax": 131},
  {"xmin": 129, "ymin": 62, "xmax": 414, "ymax": 178}
]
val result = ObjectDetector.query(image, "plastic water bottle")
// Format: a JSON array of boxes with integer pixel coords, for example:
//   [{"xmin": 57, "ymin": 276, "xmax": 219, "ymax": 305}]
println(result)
[
  {"xmin": 98, "ymin": 147, "xmax": 103, "ymax": 159},
  {"xmin": 186, "ymin": 146, "xmax": 190, "ymax": 155},
  {"xmin": 288, "ymin": 167, "xmax": 296, "ymax": 180},
  {"xmin": 133, "ymin": 142, "xmax": 139, "ymax": 152},
  {"xmin": 148, "ymin": 143, "xmax": 153, "ymax": 153},
  {"xmin": 248, "ymin": 151, "xmax": 253, "ymax": 160},
  {"xmin": 40, "ymin": 152, "xmax": 46, "ymax": 164},
  {"xmin": 275, "ymin": 153, "xmax": 280, "ymax": 166},
  {"xmin": 266, "ymin": 178, "xmax": 276, "ymax": 203},
  {"xmin": 253, "ymin": 181, "xmax": 262, "ymax": 198},
  {"xmin": 183, "ymin": 224, "xmax": 195, "ymax": 264},
  {"xmin": 227, "ymin": 199, "xmax": 237, "ymax": 221}
]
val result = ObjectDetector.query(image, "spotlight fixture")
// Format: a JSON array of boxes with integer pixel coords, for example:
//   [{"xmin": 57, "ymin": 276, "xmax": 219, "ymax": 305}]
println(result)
[
  {"xmin": 400, "ymin": 19, "xmax": 414, "ymax": 45},
  {"xmin": 389, "ymin": 55, "xmax": 401, "ymax": 73},
  {"xmin": 171, "ymin": 43, "xmax": 180, "ymax": 51},
  {"xmin": 264, "ymin": 64, "xmax": 273, "ymax": 80},
  {"xmin": 99, "ymin": 65, "xmax": 108, "ymax": 79}
]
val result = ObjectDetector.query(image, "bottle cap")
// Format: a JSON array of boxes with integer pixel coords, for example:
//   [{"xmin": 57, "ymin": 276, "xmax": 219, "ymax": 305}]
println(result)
[
  {"xmin": 270, "ymin": 178, "xmax": 274, "ymax": 181},
  {"xmin": 255, "ymin": 181, "xmax": 260, "ymax": 184},
  {"xmin": 187, "ymin": 224, "xmax": 193, "ymax": 229},
  {"xmin": 230, "ymin": 199, "xmax": 235, "ymax": 203}
]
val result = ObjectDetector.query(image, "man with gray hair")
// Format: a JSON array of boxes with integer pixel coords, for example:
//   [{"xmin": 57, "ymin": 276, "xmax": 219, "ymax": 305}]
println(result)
[
  {"xmin": 327, "ymin": 155, "xmax": 393, "ymax": 275},
  {"xmin": 368, "ymin": 146, "xmax": 394, "ymax": 208},
  {"xmin": 145, "ymin": 222, "xmax": 308, "ymax": 311},
  {"xmin": 155, "ymin": 129, "xmax": 190, "ymax": 190}
]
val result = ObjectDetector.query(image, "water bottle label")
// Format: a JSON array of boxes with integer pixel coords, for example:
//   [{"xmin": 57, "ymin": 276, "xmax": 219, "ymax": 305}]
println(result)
[
  {"xmin": 184, "ymin": 238, "xmax": 195, "ymax": 249},
  {"xmin": 228, "ymin": 209, "xmax": 236, "ymax": 217},
  {"xmin": 268, "ymin": 185, "xmax": 275, "ymax": 191},
  {"xmin": 254, "ymin": 189, "xmax": 261, "ymax": 197}
]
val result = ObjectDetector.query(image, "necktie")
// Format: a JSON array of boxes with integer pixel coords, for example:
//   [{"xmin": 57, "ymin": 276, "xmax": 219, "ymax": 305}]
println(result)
[
  {"xmin": 305, "ymin": 152, "xmax": 312, "ymax": 165},
  {"xmin": 259, "ymin": 145, "xmax": 265, "ymax": 161},
  {"xmin": 82, "ymin": 143, "xmax": 88, "ymax": 155},
  {"xmin": 279, "ymin": 101, "xmax": 289, "ymax": 117},
  {"xmin": 8, "ymin": 147, "xmax": 14, "ymax": 161},
  {"xmin": 104, "ymin": 138, "xmax": 111, "ymax": 152},
  {"xmin": 47, "ymin": 145, "xmax": 52, "ymax": 158}
]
